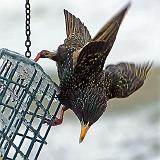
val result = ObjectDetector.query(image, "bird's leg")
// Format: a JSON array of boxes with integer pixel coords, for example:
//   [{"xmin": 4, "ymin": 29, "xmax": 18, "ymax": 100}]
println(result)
[
  {"xmin": 34, "ymin": 50, "xmax": 46, "ymax": 62},
  {"xmin": 34, "ymin": 50, "xmax": 57, "ymax": 62},
  {"xmin": 44, "ymin": 105, "xmax": 67, "ymax": 126}
]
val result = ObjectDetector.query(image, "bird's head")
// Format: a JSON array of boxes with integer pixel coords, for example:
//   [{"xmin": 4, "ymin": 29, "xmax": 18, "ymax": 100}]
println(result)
[
  {"xmin": 71, "ymin": 85, "xmax": 107, "ymax": 143},
  {"xmin": 34, "ymin": 50, "xmax": 57, "ymax": 62}
]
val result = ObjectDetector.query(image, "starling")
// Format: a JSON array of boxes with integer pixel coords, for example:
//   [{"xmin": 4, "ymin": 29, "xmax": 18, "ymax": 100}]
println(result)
[{"xmin": 34, "ymin": 3, "xmax": 152, "ymax": 143}]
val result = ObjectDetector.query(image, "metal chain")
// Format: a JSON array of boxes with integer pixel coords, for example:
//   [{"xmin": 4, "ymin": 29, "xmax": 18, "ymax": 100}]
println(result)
[{"xmin": 25, "ymin": 0, "xmax": 31, "ymax": 58}]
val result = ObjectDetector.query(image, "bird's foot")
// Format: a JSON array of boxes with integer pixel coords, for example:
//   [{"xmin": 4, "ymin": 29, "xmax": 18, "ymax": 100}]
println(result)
[
  {"xmin": 43, "ymin": 105, "xmax": 67, "ymax": 126},
  {"xmin": 34, "ymin": 50, "xmax": 57, "ymax": 62},
  {"xmin": 43, "ymin": 117, "xmax": 63, "ymax": 126},
  {"xmin": 34, "ymin": 51, "xmax": 45, "ymax": 62}
]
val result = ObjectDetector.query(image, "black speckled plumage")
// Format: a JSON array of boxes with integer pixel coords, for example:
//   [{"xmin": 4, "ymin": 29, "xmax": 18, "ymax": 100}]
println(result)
[{"xmin": 34, "ymin": 2, "xmax": 152, "ymax": 142}]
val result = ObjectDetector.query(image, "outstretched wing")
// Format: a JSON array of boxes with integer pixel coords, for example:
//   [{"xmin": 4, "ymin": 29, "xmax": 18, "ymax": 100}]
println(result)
[
  {"xmin": 64, "ymin": 9, "xmax": 91, "ymax": 49},
  {"xmin": 105, "ymin": 62, "xmax": 152, "ymax": 99},
  {"xmin": 93, "ymin": 2, "xmax": 131, "ymax": 42},
  {"xmin": 74, "ymin": 3, "xmax": 130, "ymax": 80}
]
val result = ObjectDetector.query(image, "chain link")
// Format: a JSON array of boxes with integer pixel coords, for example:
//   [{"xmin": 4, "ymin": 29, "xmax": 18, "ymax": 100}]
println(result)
[{"xmin": 25, "ymin": 0, "xmax": 31, "ymax": 58}]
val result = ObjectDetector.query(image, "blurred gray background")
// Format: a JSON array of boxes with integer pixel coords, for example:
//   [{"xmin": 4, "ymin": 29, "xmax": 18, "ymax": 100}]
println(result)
[{"xmin": 0, "ymin": 0, "xmax": 160, "ymax": 160}]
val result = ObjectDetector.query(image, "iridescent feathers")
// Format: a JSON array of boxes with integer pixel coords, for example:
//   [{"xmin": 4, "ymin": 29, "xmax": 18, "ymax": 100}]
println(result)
[{"xmin": 73, "ymin": 3, "xmax": 131, "ymax": 81}]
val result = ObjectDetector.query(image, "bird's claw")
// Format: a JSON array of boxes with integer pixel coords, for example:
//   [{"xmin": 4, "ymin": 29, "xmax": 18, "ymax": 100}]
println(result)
[
  {"xmin": 43, "ymin": 105, "xmax": 66, "ymax": 126},
  {"xmin": 43, "ymin": 117, "xmax": 63, "ymax": 126},
  {"xmin": 34, "ymin": 52, "xmax": 42, "ymax": 62}
]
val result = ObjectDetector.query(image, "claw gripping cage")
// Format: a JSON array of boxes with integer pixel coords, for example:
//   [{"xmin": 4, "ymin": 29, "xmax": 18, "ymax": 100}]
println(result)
[{"xmin": 0, "ymin": 48, "xmax": 60, "ymax": 160}]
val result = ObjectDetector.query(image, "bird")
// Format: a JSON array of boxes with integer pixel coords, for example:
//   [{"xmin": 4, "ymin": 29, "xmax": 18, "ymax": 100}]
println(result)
[{"xmin": 34, "ymin": 2, "xmax": 152, "ymax": 143}]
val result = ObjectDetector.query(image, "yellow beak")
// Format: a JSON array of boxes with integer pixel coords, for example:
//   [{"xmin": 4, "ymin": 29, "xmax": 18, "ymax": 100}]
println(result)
[{"xmin": 79, "ymin": 122, "xmax": 90, "ymax": 143}]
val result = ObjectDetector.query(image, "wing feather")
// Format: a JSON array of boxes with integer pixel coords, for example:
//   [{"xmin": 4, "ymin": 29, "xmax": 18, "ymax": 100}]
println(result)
[
  {"xmin": 74, "ymin": 3, "xmax": 130, "ymax": 78},
  {"xmin": 74, "ymin": 41, "xmax": 108, "ymax": 81},
  {"xmin": 105, "ymin": 62, "xmax": 152, "ymax": 99},
  {"xmin": 93, "ymin": 2, "xmax": 131, "ymax": 41},
  {"xmin": 64, "ymin": 9, "xmax": 91, "ymax": 49}
]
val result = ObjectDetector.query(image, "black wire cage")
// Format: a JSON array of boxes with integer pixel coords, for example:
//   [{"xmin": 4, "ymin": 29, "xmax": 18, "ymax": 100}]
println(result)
[{"xmin": 0, "ymin": 48, "xmax": 60, "ymax": 160}]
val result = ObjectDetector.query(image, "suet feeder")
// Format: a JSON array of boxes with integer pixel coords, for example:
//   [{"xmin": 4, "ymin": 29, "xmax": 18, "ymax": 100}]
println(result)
[{"xmin": 0, "ymin": 49, "xmax": 60, "ymax": 159}]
